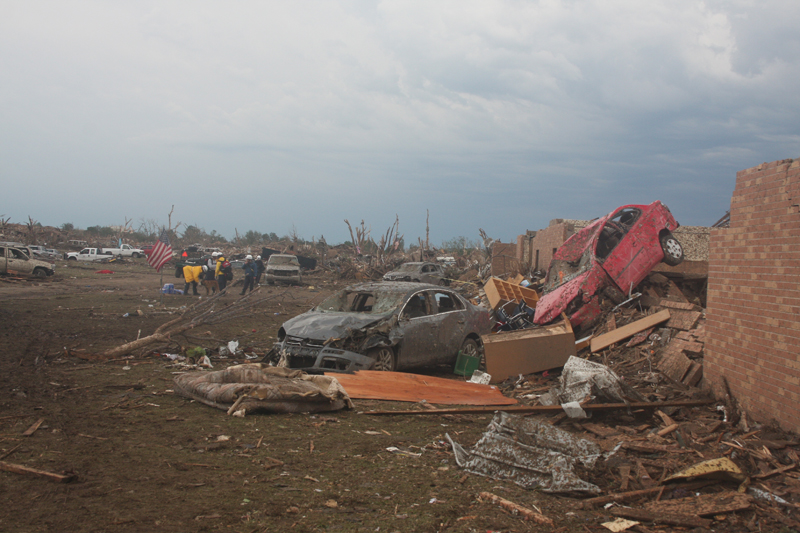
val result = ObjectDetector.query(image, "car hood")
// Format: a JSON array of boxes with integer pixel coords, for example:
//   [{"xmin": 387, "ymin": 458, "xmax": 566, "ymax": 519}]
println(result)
[
  {"xmin": 533, "ymin": 270, "xmax": 593, "ymax": 325},
  {"xmin": 282, "ymin": 311, "xmax": 389, "ymax": 340}
]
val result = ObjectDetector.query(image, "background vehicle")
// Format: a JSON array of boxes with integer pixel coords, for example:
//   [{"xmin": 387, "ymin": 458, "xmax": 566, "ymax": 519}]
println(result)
[
  {"xmin": 534, "ymin": 201, "xmax": 682, "ymax": 329},
  {"xmin": 0, "ymin": 245, "xmax": 56, "ymax": 277},
  {"xmin": 65, "ymin": 248, "xmax": 115, "ymax": 262},
  {"xmin": 101, "ymin": 244, "xmax": 145, "ymax": 258},
  {"xmin": 273, "ymin": 282, "xmax": 491, "ymax": 372},
  {"xmin": 265, "ymin": 254, "xmax": 302, "ymax": 285},
  {"xmin": 383, "ymin": 262, "xmax": 447, "ymax": 285}
]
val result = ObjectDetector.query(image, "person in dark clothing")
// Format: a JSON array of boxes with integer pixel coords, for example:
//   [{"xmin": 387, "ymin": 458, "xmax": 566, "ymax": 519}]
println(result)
[
  {"xmin": 255, "ymin": 255, "xmax": 265, "ymax": 285},
  {"xmin": 241, "ymin": 255, "xmax": 257, "ymax": 295}
]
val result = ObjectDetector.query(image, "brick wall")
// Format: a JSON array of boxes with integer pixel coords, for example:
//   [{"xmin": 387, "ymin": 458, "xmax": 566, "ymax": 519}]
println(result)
[
  {"xmin": 527, "ymin": 220, "xmax": 590, "ymax": 272},
  {"xmin": 490, "ymin": 242, "xmax": 520, "ymax": 277},
  {"xmin": 705, "ymin": 158, "xmax": 800, "ymax": 432}
]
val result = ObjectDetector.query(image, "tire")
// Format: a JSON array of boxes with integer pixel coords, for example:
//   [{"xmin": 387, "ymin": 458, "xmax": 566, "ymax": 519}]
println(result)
[
  {"xmin": 660, "ymin": 232, "xmax": 684, "ymax": 266},
  {"xmin": 67, "ymin": 257, "xmax": 77, "ymax": 261},
  {"xmin": 460, "ymin": 337, "xmax": 479, "ymax": 358},
  {"xmin": 367, "ymin": 346, "xmax": 396, "ymax": 372},
  {"xmin": 132, "ymin": 253, "xmax": 140, "ymax": 259},
  {"xmin": 33, "ymin": 268, "xmax": 47, "ymax": 278}
]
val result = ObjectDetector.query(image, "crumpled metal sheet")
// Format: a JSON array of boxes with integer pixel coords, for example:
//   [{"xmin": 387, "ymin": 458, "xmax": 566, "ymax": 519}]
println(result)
[
  {"xmin": 174, "ymin": 364, "xmax": 353, "ymax": 414},
  {"xmin": 540, "ymin": 356, "xmax": 643, "ymax": 407},
  {"xmin": 447, "ymin": 411, "xmax": 603, "ymax": 493}
]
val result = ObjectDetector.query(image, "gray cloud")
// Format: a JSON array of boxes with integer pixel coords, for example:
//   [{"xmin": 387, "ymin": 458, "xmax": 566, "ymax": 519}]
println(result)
[{"xmin": 2, "ymin": 1, "xmax": 798, "ymax": 244}]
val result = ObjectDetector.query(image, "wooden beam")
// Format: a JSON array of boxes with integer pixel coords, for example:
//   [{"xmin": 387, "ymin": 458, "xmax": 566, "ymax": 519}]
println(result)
[
  {"xmin": 364, "ymin": 398, "xmax": 713, "ymax": 416},
  {"xmin": 591, "ymin": 309, "xmax": 671, "ymax": 353}
]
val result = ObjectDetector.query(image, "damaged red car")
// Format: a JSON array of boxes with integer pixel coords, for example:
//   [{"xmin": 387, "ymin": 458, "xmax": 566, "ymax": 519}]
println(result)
[{"xmin": 533, "ymin": 201, "xmax": 683, "ymax": 330}]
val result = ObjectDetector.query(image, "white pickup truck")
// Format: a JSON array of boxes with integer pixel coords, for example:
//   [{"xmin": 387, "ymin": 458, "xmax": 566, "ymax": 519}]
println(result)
[
  {"xmin": 65, "ymin": 248, "xmax": 115, "ymax": 262},
  {"xmin": 101, "ymin": 244, "xmax": 145, "ymax": 258},
  {"xmin": 0, "ymin": 245, "xmax": 56, "ymax": 277}
]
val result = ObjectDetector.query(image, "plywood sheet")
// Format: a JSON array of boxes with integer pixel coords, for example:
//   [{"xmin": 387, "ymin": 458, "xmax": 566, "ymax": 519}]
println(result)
[{"xmin": 327, "ymin": 371, "xmax": 517, "ymax": 406}]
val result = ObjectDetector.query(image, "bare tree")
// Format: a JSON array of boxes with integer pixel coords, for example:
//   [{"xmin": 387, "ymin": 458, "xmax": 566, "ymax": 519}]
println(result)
[
  {"xmin": 26, "ymin": 216, "xmax": 41, "ymax": 244},
  {"xmin": 344, "ymin": 219, "xmax": 371, "ymax": 255},
  {"xmin": 114, "ymin": 217, "xmax": 133, "ymax": 245},
  {"xmin": 375, "ymin": 215, "xmax": 403, "ymax": 264}
]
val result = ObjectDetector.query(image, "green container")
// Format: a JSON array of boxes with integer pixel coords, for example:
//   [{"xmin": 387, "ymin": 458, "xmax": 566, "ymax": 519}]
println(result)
[{"xmin": 454, "ymin": 352, "xmax": 480, "ymax": 377}]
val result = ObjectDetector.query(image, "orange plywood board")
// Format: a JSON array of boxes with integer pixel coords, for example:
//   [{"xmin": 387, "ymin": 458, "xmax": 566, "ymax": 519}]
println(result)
[{"xmin": 326, "ymin": 371, "xmax": 517, "ymax": 406}]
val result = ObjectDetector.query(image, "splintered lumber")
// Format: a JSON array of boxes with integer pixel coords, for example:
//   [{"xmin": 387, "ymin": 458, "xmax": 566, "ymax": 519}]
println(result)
[
  {"xmin": 591, "ymin": 310, "xmax": 670, "ymax": 353},
  {"xmin": 328, "ymin": 371, "xmax": 517, "ymax": 406},
  {"xmin": 581, "ymin": 481, "xmax": 711, "ymax": 508},
  {"xmin": 0, "ymin": 461, "xmax": 75, "ymax": 483},
  {"xmin": 478, "ymin": 492, "xmax": 553, "ymax": 525},
  {"xmin": 644, "ymin": 491, "xmax": 752, "ymax": 516},
  {"xmin": 21, "ymin": 418, "xmax": 44, "ymax": 436},
  {"xmin": 365, "ymin": 399, "xmax": 713, "ymax": 415},
  {"xmin": 610, "ymin": 508, "xmax": 711, "ymax": 529}
]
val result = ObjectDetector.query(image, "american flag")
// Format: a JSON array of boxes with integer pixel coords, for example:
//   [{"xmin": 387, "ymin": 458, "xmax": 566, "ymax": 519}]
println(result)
[{"xmin": 147, "ymin": 229, "xmax": 173, "ymax": 272}]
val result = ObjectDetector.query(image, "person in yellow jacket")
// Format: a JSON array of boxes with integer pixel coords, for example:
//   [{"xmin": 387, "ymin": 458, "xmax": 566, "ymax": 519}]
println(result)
[
  {"xmin": 182, "ymin": 264, "xmax": 203, "ymax": 296},
  {"xmin": 214, "ymin": 253, "xmax": 230, "ymax": 293}
]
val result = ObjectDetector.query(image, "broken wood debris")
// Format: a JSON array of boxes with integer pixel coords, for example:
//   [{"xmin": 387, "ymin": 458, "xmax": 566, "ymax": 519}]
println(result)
[
  {"xmin": 364, "ymin": 399, "xmax": 713, "ymax": 415},
  {"xmin": 610, "ymin": 507, "xmax": 711, "ymax": 529},
  {"xmin": 590, "ymin": 310, "xmax": 671, "ymax": 353},
  {"xmin": 477, "ymin": 491, "xmax": 553, "ymax": 525},
  {"xmin": 21, "ymin": 418, "xmax": 44, "ymax": 436},
  {"xmin": 0, "ymin": 460, "xmax": 76, "ymax": 483}
]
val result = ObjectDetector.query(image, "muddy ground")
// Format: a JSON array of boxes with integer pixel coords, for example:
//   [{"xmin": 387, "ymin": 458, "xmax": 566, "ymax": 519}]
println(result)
[{"xmin": 0, "ymin": 261, "xmax": 796, "ymax": 532}]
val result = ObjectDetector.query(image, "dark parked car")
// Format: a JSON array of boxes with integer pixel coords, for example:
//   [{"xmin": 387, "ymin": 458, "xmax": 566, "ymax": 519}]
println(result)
[
  {"xmin": 533, "ymin": 201, "xmax": 683, "ymax": 330},
  {"xmin": 383, "ymin": 262, "xmax": 447, "ymax": 285},
  {"xmin": 273, "ymin": 282, "xmax": 492, "ymax": 372}
]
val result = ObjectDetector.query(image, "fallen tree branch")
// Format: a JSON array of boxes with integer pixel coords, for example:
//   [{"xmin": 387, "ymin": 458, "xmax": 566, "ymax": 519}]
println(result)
[{"xmin": 99, "ymin": 289, "xmax": 288, "ymax": 358}]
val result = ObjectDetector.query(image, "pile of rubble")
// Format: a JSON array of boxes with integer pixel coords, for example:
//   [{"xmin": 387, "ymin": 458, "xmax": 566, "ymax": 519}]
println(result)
[{"xmin": 454, "ymin": 271, "xmax": 800, "ymax": 531}]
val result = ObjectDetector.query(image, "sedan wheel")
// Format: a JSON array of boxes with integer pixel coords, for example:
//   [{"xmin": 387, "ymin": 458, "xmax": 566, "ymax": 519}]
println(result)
[
  {"xmin": 368, "ymin": 347, "xmax": 395, "ymax": 372},
  {"xmin": 460, "ymin": 338, "xmax": 479, "ymax": 358}
]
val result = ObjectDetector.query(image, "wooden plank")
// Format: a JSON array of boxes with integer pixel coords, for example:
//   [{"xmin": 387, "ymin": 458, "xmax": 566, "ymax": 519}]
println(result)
[
  {"xmin": 591, "ymin": 310, "xmax": 671, "ymax": 353},
  {"xmin": 328, "ymin": 371, "xmax": 518, "ymax": 406}
]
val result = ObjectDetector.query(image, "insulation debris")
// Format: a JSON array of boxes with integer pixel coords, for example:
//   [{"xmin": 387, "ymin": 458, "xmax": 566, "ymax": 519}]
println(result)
[{"xmin": 447, "ymin": 411, "xmax": 611, "ymax": 493}]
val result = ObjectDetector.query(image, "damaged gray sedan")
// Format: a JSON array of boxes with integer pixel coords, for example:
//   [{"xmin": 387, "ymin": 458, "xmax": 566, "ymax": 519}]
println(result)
[{"xmin": 274, "ymin": 282, "xmax": 492, "ymax": 372}]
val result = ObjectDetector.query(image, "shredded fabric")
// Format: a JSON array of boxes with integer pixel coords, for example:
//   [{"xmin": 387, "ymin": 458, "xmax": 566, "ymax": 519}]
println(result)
[{"xmin": 174, "ymin": 364, "xmax": 353, "ymax": 414}]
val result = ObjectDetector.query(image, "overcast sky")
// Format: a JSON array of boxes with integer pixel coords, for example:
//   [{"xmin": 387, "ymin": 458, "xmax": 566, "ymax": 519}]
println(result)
[{"xmin": 2, "ymin": 1, "xmax": 799, "ymax": 245}]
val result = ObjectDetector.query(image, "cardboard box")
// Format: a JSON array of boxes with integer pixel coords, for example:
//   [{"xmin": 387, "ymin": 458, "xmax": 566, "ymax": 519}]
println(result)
[
  {"xmin": 481, "ymin": 316, "xmax": 576, "ymax": 383},
  {"xmin": 483, "ymin": 277, "xmax": 539, "ymax": 310}
]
